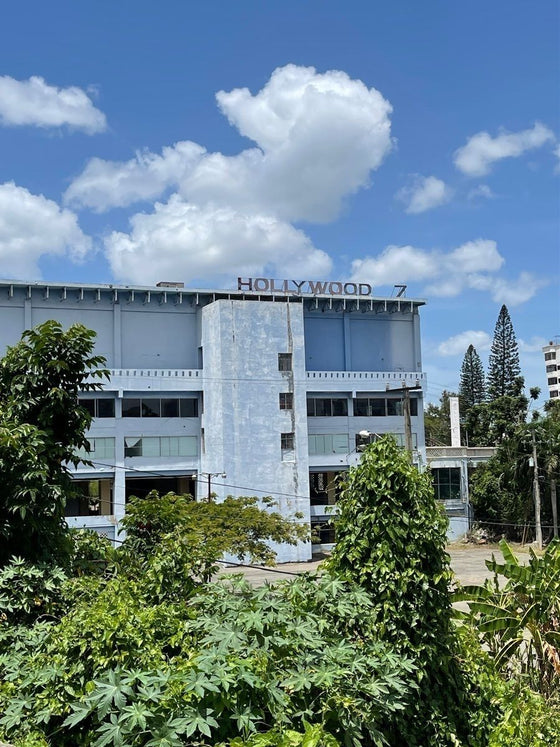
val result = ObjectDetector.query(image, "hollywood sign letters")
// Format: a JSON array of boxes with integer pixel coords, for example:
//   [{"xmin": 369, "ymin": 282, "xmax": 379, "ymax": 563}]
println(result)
[{"xmin": 237, "ymin": 277, "xmax": 373, "ymax": 296}]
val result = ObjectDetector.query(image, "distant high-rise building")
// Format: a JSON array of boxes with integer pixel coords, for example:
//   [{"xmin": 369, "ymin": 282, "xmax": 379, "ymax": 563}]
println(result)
[{"xmin": 543, "ymin": 339, "xmax": 560, "ymax": 399}]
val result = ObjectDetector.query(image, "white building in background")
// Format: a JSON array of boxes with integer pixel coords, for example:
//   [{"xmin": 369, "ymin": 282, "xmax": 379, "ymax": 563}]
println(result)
[
  {"xmin": 0, "ymin": 278, "xmax": 427, "ymax": 561},
  {"xmin": 543, "ymin": 339, "xmax": 560, "ymax": 400}
]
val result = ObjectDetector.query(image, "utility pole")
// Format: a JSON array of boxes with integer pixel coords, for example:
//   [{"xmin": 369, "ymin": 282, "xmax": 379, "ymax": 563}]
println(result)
[
  {"xmin": 197, "ymin": 472, "xmax": 227, "ymax": 502},
  {"xmin": 394, "ymin": 381, "xmax": 423, "ymax": 463},
  {"xmin": 531, "ymin": 428, "xmax": 543, "ymax": 549}
]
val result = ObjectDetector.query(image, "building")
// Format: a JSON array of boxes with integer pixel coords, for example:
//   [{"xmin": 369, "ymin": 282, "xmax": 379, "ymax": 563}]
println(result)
[
  {"xmin": 0, "ymin": 278, "xmax": 426, "ymax": 561},
  {"xmin": 543, "ymin": 339, "xmax": 560, "ymax": 400}
]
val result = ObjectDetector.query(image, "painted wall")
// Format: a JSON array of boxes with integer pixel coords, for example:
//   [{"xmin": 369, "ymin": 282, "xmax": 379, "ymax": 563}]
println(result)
[{"xmin": 201, "ymin": 300, "xmax": 311, "ymax": 561}]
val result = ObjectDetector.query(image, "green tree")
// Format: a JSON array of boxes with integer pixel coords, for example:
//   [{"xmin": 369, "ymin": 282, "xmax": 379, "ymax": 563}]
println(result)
[
  {"xmin": 0, "ymin": 320, "xmax": 107, "ymax": 566},
  {"xmin": 459, "ymin": 344, "xmax": 486, "ymax": 412},
  {"xmin": 325, "ymin": 436, "xmax": 492, "ymax": 745},
  {"xmin": 487, "ymin": 305, "xmax": 521, "ymax": 399},
  {"xmin": 423, "ymin": 390, "xmax": 456, "ymax": 446}
]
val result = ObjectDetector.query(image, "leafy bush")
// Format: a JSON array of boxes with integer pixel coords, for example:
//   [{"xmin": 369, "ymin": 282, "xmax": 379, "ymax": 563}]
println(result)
[
  {"xmin": 455, "ymin": 538, "xmax": 560, "ymax": 697},
  {"xmin": 326, "ymin": 436, "xmax": 495, "ymax": 745},
  {"xmin": 0, "ymin": 557, "xmax": 67, "ymax": 627}
]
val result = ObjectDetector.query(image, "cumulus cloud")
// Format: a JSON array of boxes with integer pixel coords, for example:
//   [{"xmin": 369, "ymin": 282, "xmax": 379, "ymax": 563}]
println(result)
[
  {"xmin": 0, "ymin": 75, "xmax": 106, "ymax": 133},
  {"xmin": 468, "ymin": 184, "xmax": 495, "ymax": 200},
  {"xmin": 66, "ymin": 64, "xmax": 393, "ymax": 224},
  {"xmin": 65, "ymin": 64, "xmax": 394, "ymax": 284},
  {"xmin": 454, "ymin": 122, "xmax": 555, "ymax": 176},
  {"xmin": 0, "ymin": 182, "xmax": 92, "ymax": 279},
  {"xmin": 437, "ymin": 331, "xmax": 491, "ymax": 357},
  {"xmin": 105, "ymin": 194, "xmax": 332, "ymax": 285},
  {"xmin": 396, "ymin": 175, "xmax": 452, "ymax": 214},
  {"xmin": 518, "ymin": 336, "xmax": 549, "ymax": 354},
  {"xmin": 350, "ymin": 238, "xmax": 542, "ymax": 306},
  {"xmin": 65, "ymin": 141, "xmax": 206, "ymax": 211}
]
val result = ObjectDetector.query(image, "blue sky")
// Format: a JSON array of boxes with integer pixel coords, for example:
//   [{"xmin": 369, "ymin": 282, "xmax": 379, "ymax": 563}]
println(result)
[{"xmin": 0, "ymin": 0, "xmax": 558, "ymax": 404}]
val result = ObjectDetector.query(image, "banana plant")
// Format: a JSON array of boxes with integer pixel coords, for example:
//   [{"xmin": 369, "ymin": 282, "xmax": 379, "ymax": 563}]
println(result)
[{"xmin": 454, "ymin": 539, "xmax": 560, "ymax": 697}]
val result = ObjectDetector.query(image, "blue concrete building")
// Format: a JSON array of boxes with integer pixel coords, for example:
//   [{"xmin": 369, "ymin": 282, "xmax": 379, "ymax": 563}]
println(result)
[{"xmin": 0, "ymin": 279, "xmax": 426, "ymax": 561}]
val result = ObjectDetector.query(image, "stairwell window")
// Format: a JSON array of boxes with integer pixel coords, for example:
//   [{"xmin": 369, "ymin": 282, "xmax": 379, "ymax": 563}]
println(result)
[
  {"xmin": 278, "ymin": 353, "xmax": 292, "ymax": 372},
  {"xmin": 279, "ymin": 392, "xmax": 293, "ymax": 409}
]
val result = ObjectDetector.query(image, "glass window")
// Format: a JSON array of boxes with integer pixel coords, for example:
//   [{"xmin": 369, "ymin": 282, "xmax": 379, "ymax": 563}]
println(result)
[
  {"xmin": 387, "ymin": 399, "xmax": 403, "ymax": 416},
  {"xmin": 142, "ymin": 400, "xmax": 160, "ymax": 418},
  {"xmin": 123, "ymin": 399, "xmax": 141, "ymax": 417},
  {"xmin": 97, "ymin": 398, "xmax": 115, "ymax": 418},
  {"xmin": 79, "ymin": 399, "xmax": 95, "ymax": 417},
  {"xmin": 281, "ymin": 432, "xmax": 295, "ymax": 450},
  {"xmin": 353, "ymin": 398, "xmax": 369, "ymax": 416},
  {"xmin": 369, "ymin": 399, "xmax": 385, "ymax": 416},
  {"xmin": 124, "ymin": 437, "xmax": 142, "ymax": 457},
  {"xmin": 546, "ymin": 365, "xmax": 557, "ymax": 373},
  {"xmin": 332, "ymin": 399, "xmax": 348, "ymax": 416},
  {"xmin": 548, "ymin": 378, "xmax": 558, "ymax": 386},
  {"xmin": 278, "ymin": 353, "xmax": 292, "ymax": 371},
  {"xmin": 433, "ymin": 468, "xmax": 461, "ymax": 501},
  {"xmin": 280, "ymin": 392, "xmax": 293, "ymax": 410},
  {"xmin": 161, "ymin": 398, "xmax": 179, "ymax": 417},
  {"xmin": 545, "ymin": 352, "xmax": 557, "ymax": 361},
  {"xmin": 551, "ymin": 391, "xmax": 559, "ymax": 398},
  {"xmin": 180, "ymin": 399, "xmax": 198, "ymax": 417}
]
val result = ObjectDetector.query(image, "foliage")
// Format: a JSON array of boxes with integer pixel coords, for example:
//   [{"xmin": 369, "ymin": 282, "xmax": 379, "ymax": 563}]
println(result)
[
  {"xmin": 121, "ymin": 490, "xmax": 309, "ymax": 567},
  {"xmin": 0, "ymin": 557, "xmax": 68, "ymax": 627},
  {"xmin": 455, "ymin": 539, "xmax": 560, "ymax": 697},
  {"xmin": 0, "ymin": 572, "xmax": 414, "ymax": 746},
  {"xmin": 325, "ymin": 436, "xmax": 494, "ymax": 746},
  {"xmin": 487, "ymin": 304, "xmax": 521, "ymax": 400},
  {"xmin": 69, "ymin": 529, "xmax": 119, "ymax": 577},
  {"xmin": 423, "ymin": 389, "xmax": 455, "ymax": 446},
  {"xmin": 0, "ymin": 320, "xmax": 108, "ymax": 566},
  {"xmin": 488, "ymin": 682, "xmax": 560, "ymax": 746},
  {"xmin": 459, "ymin": 343, "xmax": 486, "ymax": 415},
  {"xmin": 470, "ymin": 408, "xmax": 560, "ymax": 538}
]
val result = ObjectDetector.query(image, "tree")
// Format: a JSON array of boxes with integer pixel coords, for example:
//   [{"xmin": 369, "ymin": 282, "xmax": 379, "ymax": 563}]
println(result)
[
  {"xmin": 423, "ymin": 390, "xmax": 456, "ymax": 446},
  {"xmin": 487, "ymin": 305, "xmax": 521, "ymax": 400},
  {"xmin": 0, "ymin": 321, "xmax": 107, "ymax": 566},
  {"xmin": 325, "ymin": 436, "xmax": 491, "ymax": 745},
  {"xmin": 459, "ymin": 344, "xmax": 486, "ymax": 412}
]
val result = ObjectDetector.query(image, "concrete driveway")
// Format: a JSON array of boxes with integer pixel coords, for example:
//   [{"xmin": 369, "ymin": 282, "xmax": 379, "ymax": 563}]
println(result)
[{"xmin": 219, "ymin": 544, "xmax": 527, "ymax": 587}]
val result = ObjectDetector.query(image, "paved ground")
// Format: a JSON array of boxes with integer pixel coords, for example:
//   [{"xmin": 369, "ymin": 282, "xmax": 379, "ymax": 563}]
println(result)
[{"xmin": 219, "ymin": 543, "xmax": 530, "ymax": 587}]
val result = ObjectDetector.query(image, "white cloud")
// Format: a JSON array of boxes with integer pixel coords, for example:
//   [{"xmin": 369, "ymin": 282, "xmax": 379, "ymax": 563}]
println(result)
[
  {"xmin": 65, "ymin": 141, "xmax": 206, "ymax": 211},
  {"xmin": 0, "ymin": 182, "xmax": 92, "ymax": 279},
  {"xmin": 66, "ymin": 64, "xmax": 393, "ymax": 224},
  {"xmin": 518, "ymin": 336, "xmax": 549, "ymax": 354},
  {"xmin": 104, "ymin": 194, "xmax": 332, "ymax": 286},
  {"xmin": 454, "ymin": 122, "xmax": 555, "ymax": 176},
  {"xmin": 467, "ymin": 184, "xmax": 495, "ymax": 200},
  {"xmin": 0, "ymin": 75, "xmax": 106, "ymax": 133},
  {"xmin": 396, "ymin": 175, "xmax": 452, "ymax": 214},
  {"xmin": 350, "ymin": 238, "xmax": 542, "ymax": 306},
  {"xmin": 437, "ymin": 331, "xmax": 491, "ymax": 357}
]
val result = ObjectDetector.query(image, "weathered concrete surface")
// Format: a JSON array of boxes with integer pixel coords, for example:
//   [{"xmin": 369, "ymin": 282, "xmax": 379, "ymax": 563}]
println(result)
[{"xmin": 219, "ymin": 544, "xmax": 530, "ymax": 587}]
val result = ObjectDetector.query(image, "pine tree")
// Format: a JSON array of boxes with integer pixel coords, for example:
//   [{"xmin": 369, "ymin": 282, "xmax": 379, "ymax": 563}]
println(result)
[
  {"xmin": 459, "ymin": 344, "xmax": 486, "ymax": 410},
  {"xmin": 487, "ymin": 305, "xmax": 521, "ymax": 399}
]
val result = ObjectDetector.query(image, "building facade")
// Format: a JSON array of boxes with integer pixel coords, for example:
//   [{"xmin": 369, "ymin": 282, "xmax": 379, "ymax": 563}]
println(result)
[
  {"xmin": 543, "ymin": 340, "xmax": 560, "ymax": 400},
  {"xmin": 0, "ymin": 279, "xmax": 426, "ymax": 561}
]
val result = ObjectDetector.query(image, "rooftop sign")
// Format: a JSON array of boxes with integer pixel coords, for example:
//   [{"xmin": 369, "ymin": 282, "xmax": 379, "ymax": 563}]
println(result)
[{"xmin": 237, "ymin": 277, "xmax": 373, "ymax": 296}]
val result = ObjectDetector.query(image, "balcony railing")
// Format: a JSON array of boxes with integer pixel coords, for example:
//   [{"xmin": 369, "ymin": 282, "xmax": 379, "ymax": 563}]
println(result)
[
  {"xmin": 306, "ymin": 371, "xmax": 425, "ymax": 382},
  {"xmin": 109, "ymin": 369, "xmax": 201, "ymax": 378}
]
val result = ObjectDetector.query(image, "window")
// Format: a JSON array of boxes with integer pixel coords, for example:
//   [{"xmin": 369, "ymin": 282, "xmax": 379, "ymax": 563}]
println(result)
[
  {"xmin": 355, "ymin": 432, "xmax": 417, "ymax": 451},
  {"xmin": 353, "ymin": 397, "xmax": 418, "ymax": 417},
  {"xmin": 75, "ymin": 437, "xmax": 115, "ymax": 461},
  {"xmin": 546, "ymin": 365, "xmax": 557, "ymax": 373},
  {"xmin": 79, "ymin": 397, "xmax": 115, "ymax": 418},
  {"xmin": 433, "ymin": 468, "xmax": 461, "ymax": 501},
  {"xmin": 281, "ymin": 432, "xmax": 295, "ymax": 450},
  {"xmin": 548, "ymin": 377, "xmax": 558, "ymax": 386},
  {"xmin": 124, "ymin": 436, "xmax": 198, "ymax": 458},
  {"xmin": 309, "ymin": 433, "xmax": 349, "ymax": 455},
  {"xmin": 309, "ymin": 470, "xmax": 345, "ymax": 506},
  {"xmin": 545, "ymin": 352, "xmax": 557, "ymax": 361},
  {"xmin": 122, "ymin": 397, "xmax": 198, "ymax": 418},
  {"xmin": 307, "ymin": 398, "xmax": 348, "ymax": 416},
  {"xmin": 278, "ymin": 353, "xmax": 292, "ymax": 371},
  {"xmin": 551, "ymin": 391, "xmax": 559, "ymax": 398},
  {"xmin": 279, "ymin": 392, "xmax": 293, "ymax": 409},
  {"xmin": 66, "ymin": 479, "xmax": 113, "ymax": 517}
]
